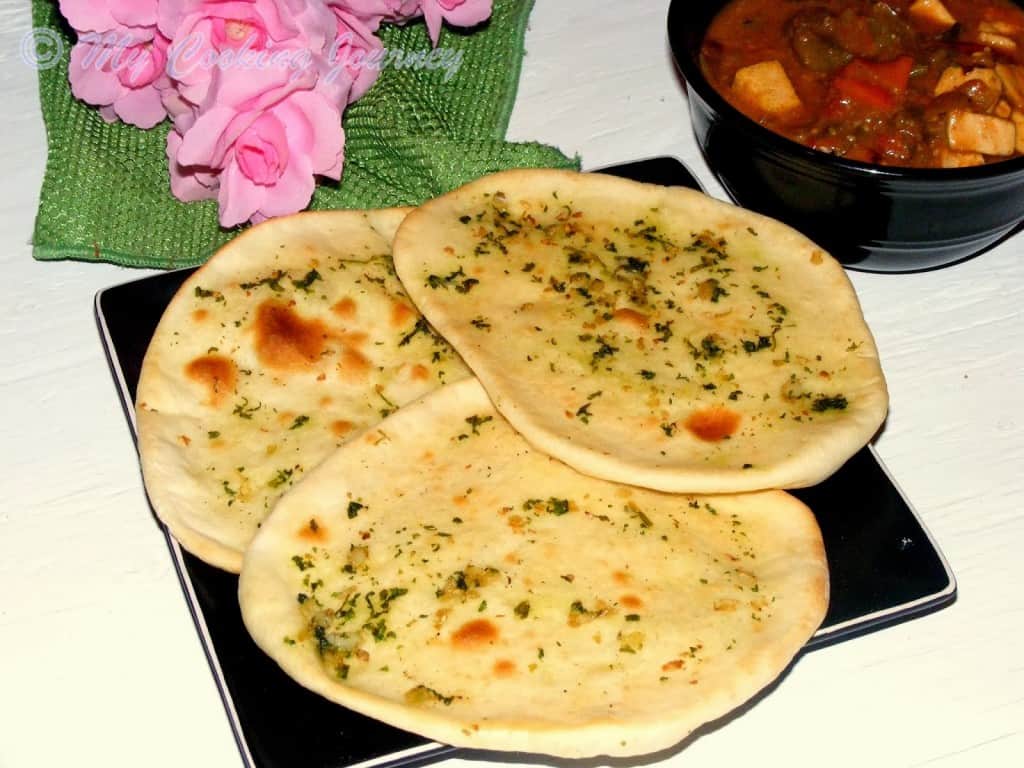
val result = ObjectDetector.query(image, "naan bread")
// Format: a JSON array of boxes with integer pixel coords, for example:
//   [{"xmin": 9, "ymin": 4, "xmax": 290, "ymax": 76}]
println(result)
[
  {"xmin": 239, "ymin": 378, "xmax": 829, "ymax": 758},
  {"xmin": 136, "ymin": 209, "xmax": 469, "ymax": 572},
  {"xmin": 392, "ymin": 170, "xmax": 888, "ymax": 493}
]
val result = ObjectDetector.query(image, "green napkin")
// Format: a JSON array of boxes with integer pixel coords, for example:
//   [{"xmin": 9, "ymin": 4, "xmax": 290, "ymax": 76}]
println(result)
[{"xmin": 31, "ymin": 0, "xmax": 578, "ymax": 268}]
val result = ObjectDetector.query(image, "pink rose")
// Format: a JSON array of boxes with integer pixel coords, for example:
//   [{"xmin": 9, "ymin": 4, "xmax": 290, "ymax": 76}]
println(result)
[
  {"xmin": 68, "ymin": 29, "xmax": 171, "ymax": 128},
  {"xmin": 59, "ymin": 0, "xmax": 158, "ymax": 34},
  {"xmin": 325, "ymin": 7, "xmax": 384, "ymax": 103},
  {"xmin": 58, "ymin": 0, "xmax": 496, "ymax": 228},
  {"xmin": 169, "ymin": 66, "xmax": 344, "ymax": 226},
  {"xmin": 327, "ymin": 0, "xmax": 422, "ymax": 31},
  {"xmin": 166, "ymin": 129, "xmax": 219, "ymax": 201},
  {"xmin": 321, "ymin": 0, "xmax": 494, "ymax": 106},
  {"xmin": 420, "ymin": 0, "xmax": 490, "ymax": 45},
  {"xmin": 161, "ymin": 0, "xmax": 334, "ymax": 107},
  {"xmin": 329, "ymin": 0, "xmax": 491, "ymax": 45},
  {"xmin": 158, "ymin": 0, "xmax": 331, "ymax": 44},
  {"xmin": 161, "ymin": 83, "xmax": 200, "ymax": 132}
]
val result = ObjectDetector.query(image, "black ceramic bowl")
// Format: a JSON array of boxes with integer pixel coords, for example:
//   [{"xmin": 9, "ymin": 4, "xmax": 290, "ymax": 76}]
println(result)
[{"xmin": 667, "ymin": 0, "xmax": 1024, "ymax": 272}]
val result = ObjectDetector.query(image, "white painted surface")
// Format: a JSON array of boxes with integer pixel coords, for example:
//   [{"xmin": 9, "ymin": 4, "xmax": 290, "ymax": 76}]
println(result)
[{"xmin": 1, "ymin": 2, "xmax": 1021, "ymax": 767}]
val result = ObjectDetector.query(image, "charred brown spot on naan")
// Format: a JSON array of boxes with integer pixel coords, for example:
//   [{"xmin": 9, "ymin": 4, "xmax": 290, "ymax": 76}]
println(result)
[
  {"xmin": 332, "ymin": 297, "xmax": 357, "ymax": 319},
  {"xmin": 452, "ymin": 619, "xmax": 499, "ymax": 649},
  {"xmin": 492, "ymin": 659, "xmax": 517, "ymax": 678},
  {"xmin": 390, "ymin": 301, "xmax": 416, "ymax": 328},
  {"xmin": 339, "ymin": 345, "xmax": 372, "ymax": 380},
  {"xmin": 184, "ymin": 353, "xmax": 237, "ymax": 406},
  {"xmin": 331, "ymin": 420, "xmax": 355, "ymax": 438},
  {"xmin": 685, "ymin": 407, "xmax": 742, "ymax": 442},
  {"xmin": 298, "ymin": 518, "xmax": 328, "ymax": 542},
  {"xmin": 253, "ymin": 300, "xmax": 332, "ymax": 370},
  {"xmin": 612, "ymin": 308, "xmax": 649, "ymax": 329}
]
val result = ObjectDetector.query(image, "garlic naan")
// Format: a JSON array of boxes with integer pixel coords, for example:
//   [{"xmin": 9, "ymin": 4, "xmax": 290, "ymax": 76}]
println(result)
[
  {"xmin": 392, "ymin": 170, "xmax": 888, "ymax": 493},
  {"xmin": 136, "ymin": 209, "xmax": 469, "ymax": 572},
  {"xmin": 239, "ymin": 378, "xmax": 829, "ymax": 758}
]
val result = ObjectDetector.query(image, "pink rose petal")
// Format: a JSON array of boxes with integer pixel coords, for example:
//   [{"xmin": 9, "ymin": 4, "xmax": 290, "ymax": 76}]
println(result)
[
  {"xmin": 235, "ymin": 112, "xmax": 290, "ymax": 185},
  {"xmin": 421, "ymin": 0, "xmax": 490, "ymax": 45},
  {"xmin": 110, "ymin": 0, "xmax": 158, "ymax": 30},
  {"xmin": 218, "ymin": 159, "xmax": 261, "ymax": 226},
  {"xmin": 254, "ymin": 152, "xmax": 316, "ymax": 219},
  {"xmin": 178, "ymin": 105, "xmax": 244, "ymax": 167},
  {"xmin": 167, "ymin": 129, "xmax": 219, "ymax": 202},
  {"xmin": 69, "ymin": 42, "xmax": 122, "ymax": 105},
  {"xmin": 113, "ymin": 82, "xmax": 168, "ymax": 128},
  {"xmin": 287, "ymin": 90, "xmax": 344, "ymax": 177},
  {"xmin": 60, "ymin": 0, "xmax": 118, "ymax": 34}
]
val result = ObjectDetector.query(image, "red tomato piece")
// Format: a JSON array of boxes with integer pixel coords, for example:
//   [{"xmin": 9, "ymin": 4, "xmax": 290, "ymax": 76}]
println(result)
[
  {"xmin": 842, "ymin": 57, "xmax": 914, "ymax": 94},
  {"xmin": 863, "ymin": 57, "xmax": 914, "ymax": 93},
  {"xmin": 832, "ymin": 75, "xmax": 898, "ymax": 110},
  {"xmin": 829, "ymin": 56, "xmax": 914, "ymax": 113}
]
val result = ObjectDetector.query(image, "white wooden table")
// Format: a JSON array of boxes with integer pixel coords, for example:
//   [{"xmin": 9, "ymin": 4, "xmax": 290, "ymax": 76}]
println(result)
[{"xmin": 2, "ymin": 2, "xmax": 1022, "ymax": 767}]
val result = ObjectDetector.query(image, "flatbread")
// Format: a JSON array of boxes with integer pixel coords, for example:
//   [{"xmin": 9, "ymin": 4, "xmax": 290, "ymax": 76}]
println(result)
[
  {"xmin": 136, "ymin": 209, "xmax": 470, "ymax": 572},
  {"xmin": 239, "ymin": 377, "xmax": 829, "ymax": 758},
  {"xmin": 391, "ymin": 170, "xmax": 888, "ymax": 493}
]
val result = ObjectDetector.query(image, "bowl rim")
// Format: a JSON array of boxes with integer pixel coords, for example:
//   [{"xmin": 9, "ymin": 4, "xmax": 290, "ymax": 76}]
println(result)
[{"xmin": 666, "ymin": 0, "xmax": 1024, "ymax": 183}]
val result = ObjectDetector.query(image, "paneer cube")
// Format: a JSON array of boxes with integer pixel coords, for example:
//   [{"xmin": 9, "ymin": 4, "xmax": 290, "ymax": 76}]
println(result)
[
  {"xmin": 947, "ymin": 110, "xmax": 1017, "ymax": 156},
  {"xmin": 934, "ymin": 66, "xmax": 1003, "ymax": 100},
  {"xmin": 732, "ymin": 60, "xmax": 803, "ymax": 115},
  {"xmin": 996, "ymin": 63, "xmax": 1024, "ymax": 108},
  {"xmin": 938, "ymin": 148, "xmax": 986, "ymax": 168},
  {"xmin": 975, "ymin": 22, "xmax": 1019, "ymax": 55},
  {"xmin": 1013, "ymin": 111, "xmax": 1024, "ymax": 153},
  {"xmin": 908, "ymin": 0, "xmax": 957, "ymax": 31},
  {"xmin": 981, "ymin": 20, "xmax": 1020, "ymax": 36}
]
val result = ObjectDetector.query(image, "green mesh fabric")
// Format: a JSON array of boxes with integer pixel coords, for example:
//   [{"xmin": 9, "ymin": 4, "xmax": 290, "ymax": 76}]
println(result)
[{"xmin": 31, "ymin": 0, "xmax": 578, "ymax": 268}]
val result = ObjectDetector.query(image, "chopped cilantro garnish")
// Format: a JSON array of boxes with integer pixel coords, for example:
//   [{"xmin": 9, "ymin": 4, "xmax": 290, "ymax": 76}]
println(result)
[
  {"xmin": 742, "ymin": 336, "xmax": 773, "ymax": 353},
  {"xmin": 239, "ymin": 271, "xmax": 285, "ymax": 292},
  {"xmin": 291, "ymin": 269, "xmax": 321, "ymax": 292},
  {"xmin": 398, "ymin": 317, "xmax": 429, "ymax": 346},
  {"xmin": 811, "ymin": 395, "xmax": 848, "ymax": 412},
  {"xmin": 590, "ymin": 336, "xmax": 618, "ymax": 368},
  {"xmin": 575, "ymin": 402, "xmax": 592, "ymax": 424},
  {"xmin": 546, "ymin": 498, "xmax": 570, "ymax": 516},
  {"xmin": 622, "ymin": 256, "xmax": 649, "ymax": 273},
  {"xmin": 232, "ymin": 397, "xmax": 261, "ymax": 419},
  {"xmin": 654, "ymin": 321, "xmax": 673, "ymax": 343},
  {"xmin": 465, "ymin": 414, "xmax": 493, "ymax": 435},
  {"xmin": 268, "ymin": 468, "xmax": 294, "ymax": 488}
]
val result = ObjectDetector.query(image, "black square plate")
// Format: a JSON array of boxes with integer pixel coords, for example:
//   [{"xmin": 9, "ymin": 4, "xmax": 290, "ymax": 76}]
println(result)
[{"xmin": 95, "ymin": 157, "xmax": 955, "ymax": 768}]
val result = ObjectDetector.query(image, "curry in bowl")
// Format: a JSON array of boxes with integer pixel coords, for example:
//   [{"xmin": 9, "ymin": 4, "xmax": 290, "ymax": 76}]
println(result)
[{"xmin": 700, "ymin": 0, "xmax": 1024, "ymax": 167}]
